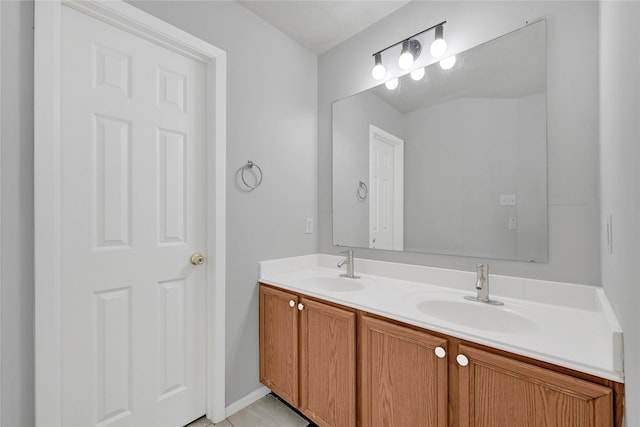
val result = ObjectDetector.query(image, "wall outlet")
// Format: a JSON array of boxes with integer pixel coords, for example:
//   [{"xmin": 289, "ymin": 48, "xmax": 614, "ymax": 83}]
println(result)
[
  {"xmin": 500, "ymin": 194, "xmax": 517, "ymax": 206},
  {"xmin": 305, "ymin": 217, "xmax": 313, "ymax": 234},
  {"xmin": 508, "ymin": 217, "xmax": 517, "ymax": 230}
]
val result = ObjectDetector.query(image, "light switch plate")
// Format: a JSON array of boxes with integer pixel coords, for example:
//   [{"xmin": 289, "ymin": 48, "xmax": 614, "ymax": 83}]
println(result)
[{"xmin": 305, "ymin": 217, "xmax": 313, "ymax": 234}]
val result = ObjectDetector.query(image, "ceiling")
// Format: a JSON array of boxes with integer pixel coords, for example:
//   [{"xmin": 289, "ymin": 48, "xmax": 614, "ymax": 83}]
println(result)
[{"xmin": 237, "ymin": 1, "xmax": 411, "ymax": 54}]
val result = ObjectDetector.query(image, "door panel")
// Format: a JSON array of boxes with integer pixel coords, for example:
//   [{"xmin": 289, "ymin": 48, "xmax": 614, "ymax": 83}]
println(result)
[
  {"xmin": 60, "ymin": 5, "xmax": 207, "ymax": 426},
  {"xmin": 96, "ymin": 288, "xmax": 132, "ymax": 424},
  {"xmin": 158, "ymin": 130, "xmax": 187, "ymax": 245},
  {"xmin": 94, "ymin": 115, "xmax": 132, "ymax": 249}
]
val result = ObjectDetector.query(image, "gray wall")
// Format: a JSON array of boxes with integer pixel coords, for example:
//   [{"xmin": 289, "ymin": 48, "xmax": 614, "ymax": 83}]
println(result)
[
  {"xmin": 599, "ymin": 2, "xmax": 640, "ymax": 426},
  {"xmin": 128, "ymin": 1, "xmax": 318, "ymax": 407},
  {"xmin": 319, "ymin": 1, "xmax": 601, "ymax": 285},
  {"xmin": 515, "ymin": 93, "xmax": 548, "ymax": 261},
  {"xmin": 1, "ymin": 1, "xmax": 35, "ymax": 426}
]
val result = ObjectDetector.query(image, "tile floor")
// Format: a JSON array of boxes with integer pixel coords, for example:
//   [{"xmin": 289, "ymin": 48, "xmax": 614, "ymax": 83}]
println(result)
[{"xmin": 186, "ymin": 394, "xmax": 312, "ymax": 427}]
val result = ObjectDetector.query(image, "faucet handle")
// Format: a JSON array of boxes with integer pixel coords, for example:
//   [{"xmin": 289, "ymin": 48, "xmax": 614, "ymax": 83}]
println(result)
[
  {"xmin": 339, "ymin": 250, "xmax": 353, "ymax": 256},
  {"xmin": 476, "ymin": 263, "xmax": 488, "ymax": 277}
]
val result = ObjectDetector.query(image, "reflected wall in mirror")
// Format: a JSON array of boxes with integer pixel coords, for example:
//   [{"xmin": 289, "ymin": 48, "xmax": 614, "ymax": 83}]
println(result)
[{"xmin": 333, "ymin": 20, "xmax": 548, "ymax": 262}]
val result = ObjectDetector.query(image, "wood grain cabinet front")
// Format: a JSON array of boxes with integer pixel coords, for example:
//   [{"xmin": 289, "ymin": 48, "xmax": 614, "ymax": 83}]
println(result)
[
  {"xmin": 259, "ymin": 284, "xmax": 357, "ymax": 427},
  {"xmin": 300, "ymin": 298, "xmax": 357, "ymax": 427},
  {"xmin": 259, "ymin": 285, "xmax": 299, "ymax": 406},
  {"xmin": 456, "ymin": 345, "xmax": 614, "ymax": 427},
  {"xmin": 360, "ymin": 316, "xmax": 449, "ymax": 427}
]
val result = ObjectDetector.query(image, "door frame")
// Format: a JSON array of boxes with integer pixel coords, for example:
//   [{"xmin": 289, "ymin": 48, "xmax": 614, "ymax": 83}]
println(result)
[
  {"xmin": 0, "ymin": 2, "xmax": 3, "ymax": 423},
  {"xmin": 34, "ymin": 1, "xmax": 227, "ymax": 425},
  {"xmin": 369, "ymin": 125, "xmax": 404, "ymax": 250}
]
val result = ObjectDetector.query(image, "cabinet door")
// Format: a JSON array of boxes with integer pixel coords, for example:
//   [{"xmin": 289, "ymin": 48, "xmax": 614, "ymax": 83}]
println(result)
[
  {"xmin": 457, "ymin": 345, "xmax": 613, "ymax": 427},
  {"xmin": 259, "ymin": 285, "xmax": 299, "ymax": 406},
  {"xmin": 360, "ymin": 316, "xmax": 448, "ymax": 427},
  {"xmin": 299, "ymin": 298, "xmax": 357, "ymax": 427}
]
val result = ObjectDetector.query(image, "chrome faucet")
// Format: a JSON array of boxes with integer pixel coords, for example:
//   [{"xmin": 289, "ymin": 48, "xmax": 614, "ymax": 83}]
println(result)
[
  {"xmin": 464, "ymin": 264, "xmax": 503, "ymax": 305},
  {"xmin": 337, "ymin": 250, "xmax": 360, "ymax": 279}
]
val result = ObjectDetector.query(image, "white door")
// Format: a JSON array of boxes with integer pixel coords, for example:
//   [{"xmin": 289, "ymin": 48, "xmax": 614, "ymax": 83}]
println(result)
[
  {"xmin": 59, "ymin": 6, "xmax": 206, "ymax": 426},
  {"xmin": 369, "ymin": 125, "xmax": 404, "ymax": 250}
]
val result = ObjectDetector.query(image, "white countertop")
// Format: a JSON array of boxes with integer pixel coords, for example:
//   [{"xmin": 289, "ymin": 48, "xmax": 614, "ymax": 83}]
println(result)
[{"xmin": 259, "ymin": 254, "xmax": 624, "ymax": 383}]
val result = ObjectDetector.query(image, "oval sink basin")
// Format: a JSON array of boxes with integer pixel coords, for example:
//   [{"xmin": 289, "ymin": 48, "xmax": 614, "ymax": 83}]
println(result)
[
  {"xmin": 416, "ymin": 298, "xmax": 538, "ymax": 334},
  {"xmin": 302, "ymin": 276, "xmax": 374, "ymax": 292}
]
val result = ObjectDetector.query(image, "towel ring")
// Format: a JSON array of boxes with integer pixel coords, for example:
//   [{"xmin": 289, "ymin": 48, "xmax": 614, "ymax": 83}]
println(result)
[
  {"xmin": 241, "ymin": 160, "xmax": 263, "ymax": 189},
  {"xmin": 357, "ymin": 181, "xmax": 368, "ymax": 201}
]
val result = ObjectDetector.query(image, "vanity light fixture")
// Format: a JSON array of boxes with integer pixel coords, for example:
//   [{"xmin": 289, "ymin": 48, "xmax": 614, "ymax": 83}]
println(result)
[{"xmin": 371, "ymin": 20, "xmax": 447, "ymax": 80}]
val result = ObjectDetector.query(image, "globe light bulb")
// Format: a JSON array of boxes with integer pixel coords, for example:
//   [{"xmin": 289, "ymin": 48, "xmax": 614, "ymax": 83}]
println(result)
[
  {"xmin": 371, "ymin": 53, "xmax": 386, "ymax": 80},
  {"xmin": 398, "ymin": 51, "xmax": 414, "ymax": 69},
  {"xmin": 385, "ymin": 78, "xmax": 399, "ymax": 90},
  {"xmin": 440, "ymin": 55, "xmax": 456, "ymax": 70},
  {"xmin": 398, "ymin": 40, "xmax": 414, "ymax": 69},
  {"xmin": 430, "ymin": 24, "xmax": 447, "ymax": 58},
  {"xmin": 372, "ymin": 64, "xmax": 386, "ymax": 80},
  {"xmin": 430, "ymin": 38, "xmax": 447, "ymax": 57},
  {"xmin": 410, "ymin": 67, "xmax": 425, "ymax": 81}
]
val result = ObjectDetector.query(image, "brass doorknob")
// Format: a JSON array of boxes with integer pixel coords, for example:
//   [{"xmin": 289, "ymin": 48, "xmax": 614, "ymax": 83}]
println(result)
[{"xmin": 190, "ymin": 253, "xmax": 205, "ymax": 266}]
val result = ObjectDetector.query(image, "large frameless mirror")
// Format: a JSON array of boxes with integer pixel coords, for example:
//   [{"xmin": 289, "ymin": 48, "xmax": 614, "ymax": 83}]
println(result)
[{"xmin": 332, "ymin": 20, "xmax": 547, "ymax": 262}]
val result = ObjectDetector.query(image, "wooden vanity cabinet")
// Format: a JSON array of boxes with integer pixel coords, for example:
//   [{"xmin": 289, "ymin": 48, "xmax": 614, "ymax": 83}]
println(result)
[
  {"xmin": 259, "ymin": 284, "xmax": 357, "ymax": 427},
  {"xmin": 260, "ymin": 284, "xmax": 621, "ymax": 427},
  {"xmin": 456, "ymin": 344, "xmax": 614, "ymax": 427},
  {"xmin": 360, "ymin": 315, "xmax": 449, "ymax": 427}
]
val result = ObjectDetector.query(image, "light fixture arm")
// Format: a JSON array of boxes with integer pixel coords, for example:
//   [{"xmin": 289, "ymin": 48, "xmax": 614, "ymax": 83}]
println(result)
[{"xmin": 371, "ymin": 20, "xmax": 447, "ymax": 57}]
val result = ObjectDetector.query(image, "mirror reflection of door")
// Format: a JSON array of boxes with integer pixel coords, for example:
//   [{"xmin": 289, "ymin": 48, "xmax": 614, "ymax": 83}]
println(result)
[{"xmin": 369, "ymin": 125, "xmax": 404, "ymax": 250}]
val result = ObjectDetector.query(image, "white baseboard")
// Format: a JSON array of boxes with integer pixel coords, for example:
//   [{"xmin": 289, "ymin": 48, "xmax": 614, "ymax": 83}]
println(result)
[{"xmin": 224, "ymin": 385, "xmax": 271, "ymax": 418}]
